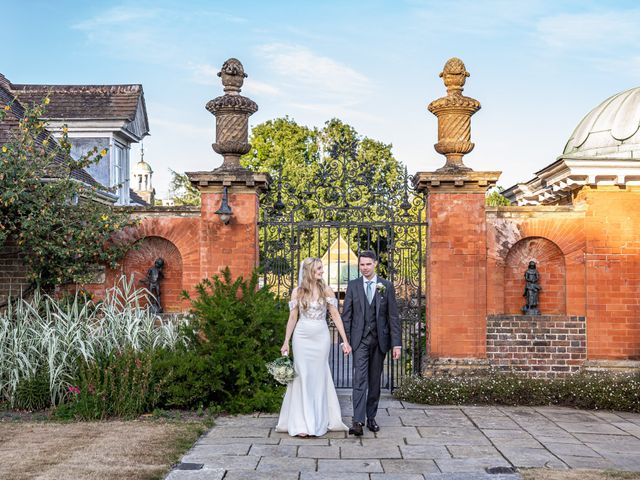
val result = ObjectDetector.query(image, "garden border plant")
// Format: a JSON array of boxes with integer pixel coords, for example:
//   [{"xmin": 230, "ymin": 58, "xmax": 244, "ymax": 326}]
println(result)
[
  {"xmin": 394, "ymin": 371, "xmax": 640, "ymax": 413},
  {"xmin": 152, "ymin": 267, "xmax": 289, "ymax": 414},
  {"xmin": 0, "ymin": 276, "xmax": 185, "ymax": 414}
]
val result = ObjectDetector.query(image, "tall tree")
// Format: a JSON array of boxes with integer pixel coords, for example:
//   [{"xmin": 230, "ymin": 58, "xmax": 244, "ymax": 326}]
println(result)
[
  {"xmin": 168, "ymin": 169, "xmax": 201, "ymax": 206},
  {"xmin": 486, "ymin": 186, "xmax": 511, "ymax": 206},
  {"xmin": 242, "ymin": 117, "xmax": 404, "ymax": 221},
  {"xmin": 0, "ymin": 97, "xmax": 137, "ymax": 289},
  {"xmin": 242, "ymin": 117, "xmax": 413, "ymax": 279}
]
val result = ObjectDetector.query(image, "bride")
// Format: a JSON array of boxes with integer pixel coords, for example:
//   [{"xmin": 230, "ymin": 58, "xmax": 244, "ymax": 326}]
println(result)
[{"xmin": 276, "ymin": 257, "xmax": 352, "ymax": 437}]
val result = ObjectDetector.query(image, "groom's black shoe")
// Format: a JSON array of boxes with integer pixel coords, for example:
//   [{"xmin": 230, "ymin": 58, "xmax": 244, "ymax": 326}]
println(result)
[
  {"xmin": 366, "ymin": 419, "xmax": 380, "ymax": 433},
  {"xmin": 349, "ymin": 421, "xmax": 364, "ymax": 436}
]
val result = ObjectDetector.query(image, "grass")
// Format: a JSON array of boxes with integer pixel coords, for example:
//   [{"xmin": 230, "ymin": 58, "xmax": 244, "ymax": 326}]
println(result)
[
  {"xmin": 522, "ymin": 469, "xmax": 640, "ymax": 480},
  {"xmin": 0, "ymin": 415, "xmax": 211, "ymax": 480}
]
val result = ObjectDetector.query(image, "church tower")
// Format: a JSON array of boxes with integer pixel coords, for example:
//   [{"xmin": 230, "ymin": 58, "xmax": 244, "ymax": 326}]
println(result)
[{"xmin": 132, "ymin": 144, "xmax": 155, "ymax": 205}]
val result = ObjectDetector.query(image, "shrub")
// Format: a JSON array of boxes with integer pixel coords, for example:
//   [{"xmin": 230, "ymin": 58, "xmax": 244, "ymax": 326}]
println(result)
[
  {"xmin": 152, "ymin": 348, "xmax": 223, "ymax": 410},
  {"xmin": 55, "ymin": 349, "xmax": 160, "ymax": 420},
  {"xmin": 394, "ymin": 372, "xmax": 640, "ymax": 413},
  {"xmin": 159, "ymin": 268, "xmax": 288, "ymax": 413},
  {"xmin": 0, "ymin": 97, "xmax": 138, "ymax": 289}
]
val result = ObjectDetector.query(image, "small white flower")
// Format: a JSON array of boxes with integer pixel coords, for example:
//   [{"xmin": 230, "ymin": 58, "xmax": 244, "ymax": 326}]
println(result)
[{"xmin": 376, "ymin": 283, "xmax": 386, "ymax": 294}]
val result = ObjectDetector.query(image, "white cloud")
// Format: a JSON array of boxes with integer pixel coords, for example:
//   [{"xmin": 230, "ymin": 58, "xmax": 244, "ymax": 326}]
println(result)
[
  {"xmin": 188, "ymin": 63, "xmax": 219, "ymax": 85},
  {"xmin": 188, "ymin": 63, "xmax": 281, "ymax": 96},
  {"xmin": 407, "ymin": 0, "xmax": 547, "ymax": 36},
  {"xmin": 152, "ymin": 118, "xmax": 210, "ymax": 138},
  {"xmin": 257, "ymin": 43, "xmax": 373, "ymax": 100},
  {"xmin": 72, "ymin": 5, "xmax": 248, "ymax": 65},
  {"xmin": 536, "ymin": 10, "xmax": 640, "ymax": 51},
  {"xmin": 288, "ymin": 102, "xmax": 382, "ymax": 124},
  {"xmin": 244, "ymin": 79, "xmax": 281, "ymax": 97},
  {"xmin": 72, "ymin": 6, "xmax": 159, "ymax": 29}
]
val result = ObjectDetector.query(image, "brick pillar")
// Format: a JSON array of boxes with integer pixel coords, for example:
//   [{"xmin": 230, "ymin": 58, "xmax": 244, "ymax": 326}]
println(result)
[
  {"xmin": 190, "ymin": 175, "xmax": 267, "ymax": 281},
  {"xmin": 187, "ymin": 58, "xmax": 270, "ymax": 282},
  {"xmin": 413, "ymin": 58, "xmax": 500, "ymax": 375},
  {"xmin": 414, "ymin": 174, "xmax": 498, "ymax": 362}
]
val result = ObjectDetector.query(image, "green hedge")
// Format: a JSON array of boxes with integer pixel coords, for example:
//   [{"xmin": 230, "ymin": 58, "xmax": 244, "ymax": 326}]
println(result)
[
  {"xmin": 394, "ymin": 373, "xmax": 640, "ymax": 412},
  {"xmin": 152, "ymin": 268, "xmax": 289, "ymax": 414}
]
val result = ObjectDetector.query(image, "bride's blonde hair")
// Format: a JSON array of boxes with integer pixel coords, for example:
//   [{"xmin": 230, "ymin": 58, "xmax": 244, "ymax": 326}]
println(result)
[{"xmin": 297, "ymin": 257, "xmax": 327, "ymax": 311}]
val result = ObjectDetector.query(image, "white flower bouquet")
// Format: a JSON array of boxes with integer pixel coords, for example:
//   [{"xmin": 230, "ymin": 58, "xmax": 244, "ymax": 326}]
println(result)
[{"xmin": 266, "ymin": 356, "xmax": 296, "ymax": 385}]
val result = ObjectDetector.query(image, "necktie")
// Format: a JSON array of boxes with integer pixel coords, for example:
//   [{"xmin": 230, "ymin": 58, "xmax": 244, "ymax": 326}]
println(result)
[{"xmin": 366, "ymin": 281, "xmax": 373, "ymax": 304}]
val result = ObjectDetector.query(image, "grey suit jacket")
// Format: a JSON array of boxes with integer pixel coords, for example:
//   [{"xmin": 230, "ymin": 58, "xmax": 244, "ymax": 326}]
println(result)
[{"xmin": 342, "ymin": 277, "xmax": 401, "ymax": 353}]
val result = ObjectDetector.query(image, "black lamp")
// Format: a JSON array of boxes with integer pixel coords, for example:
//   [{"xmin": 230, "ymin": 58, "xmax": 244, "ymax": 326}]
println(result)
[{"xmin": 215, "ymin": 186, "xmax": 232, "ymax": 225}]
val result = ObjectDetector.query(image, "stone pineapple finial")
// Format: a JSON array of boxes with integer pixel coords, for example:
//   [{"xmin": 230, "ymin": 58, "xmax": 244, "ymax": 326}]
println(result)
[
  {"xmin": 206, "ymin": 58, "xmax": 258, "ymax": 169},
  {"xmin": 428, "ymin": 58, "xmax": 481, "ymax": 172}
]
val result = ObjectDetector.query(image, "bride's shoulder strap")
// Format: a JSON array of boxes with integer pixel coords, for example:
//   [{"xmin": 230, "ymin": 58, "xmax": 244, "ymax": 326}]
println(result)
[{"xmin": 289, "ymin": 287, "xmax": 299, "ymax": 310}]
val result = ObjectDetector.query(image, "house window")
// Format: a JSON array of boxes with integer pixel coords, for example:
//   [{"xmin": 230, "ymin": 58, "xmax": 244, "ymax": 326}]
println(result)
[{"xmin": 111, "ymin": 141, "xmax": 131, "ymax": 204}]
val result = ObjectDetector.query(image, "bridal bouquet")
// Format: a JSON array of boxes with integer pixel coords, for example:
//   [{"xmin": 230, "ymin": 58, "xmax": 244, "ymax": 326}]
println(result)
[{"xmin": 266, "ymin": 356, "xmax": 296, "ymax": 385}]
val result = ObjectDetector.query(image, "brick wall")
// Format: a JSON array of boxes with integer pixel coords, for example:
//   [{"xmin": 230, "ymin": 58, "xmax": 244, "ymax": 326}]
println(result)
[
  {"xmin": 487, "ymin": 315, "xmax": 587, "ymax": 377},
  {"xmin": 486, "ymin": 206, "xmax": 586, "ymax": 317},
  {"xmin": 79, "ymin": 190, "xmax": 262, "ymax": 312},
  {"xmin": 578, "ymin": 187, "xmax": 640, "ymax": 360},
  {"xmin": 0, "ymin": 237, "xmax": 31, "ymax": 305}
]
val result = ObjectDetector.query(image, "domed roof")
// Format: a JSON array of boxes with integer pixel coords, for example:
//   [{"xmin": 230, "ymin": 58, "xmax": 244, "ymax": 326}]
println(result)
[
  {"xmin": 133, "ymin": 159, "xmax": 153, "ymax": 174},
  {"xmin": 563, "ymin": 87, "xmax": 640, "ymax": 158}
]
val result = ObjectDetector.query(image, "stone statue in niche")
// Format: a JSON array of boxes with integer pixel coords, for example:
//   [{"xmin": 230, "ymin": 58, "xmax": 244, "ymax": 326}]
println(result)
[
  {"xmin": 140, "ymin": 258, "xmax": 165, "ymax": 314},
  {"xmin": 522, "ymin": 260, "xmax": 540, "ymax": 315}
]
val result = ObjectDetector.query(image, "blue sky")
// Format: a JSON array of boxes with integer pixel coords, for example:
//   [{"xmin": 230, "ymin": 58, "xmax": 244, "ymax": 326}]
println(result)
[{"xmin": 4, "ymin": 0, "xmax": 640, "ymax": 197}]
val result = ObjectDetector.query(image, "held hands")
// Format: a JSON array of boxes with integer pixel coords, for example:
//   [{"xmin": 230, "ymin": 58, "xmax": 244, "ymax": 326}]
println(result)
[
  {"xmin": 392, "ymin": 346, "xmax": 401, "ymax": 360},
  {"xmin": 280, "ymin": 343, "xmax": 289, "ymax": 356},
  {"xmin": 341, "ymin": 342, "xmax": 352, "ymax": 356}
]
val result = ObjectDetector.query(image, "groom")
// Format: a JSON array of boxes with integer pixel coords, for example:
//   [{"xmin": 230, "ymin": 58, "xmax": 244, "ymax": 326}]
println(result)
[{"xmin": 342, "ymin": 250, "xmax": 401, "ymax": 436}]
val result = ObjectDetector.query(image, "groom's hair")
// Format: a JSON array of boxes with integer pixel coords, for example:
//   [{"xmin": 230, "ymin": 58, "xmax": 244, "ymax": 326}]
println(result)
[{"xmin": 358, "ymin": 250, "xmax": 377, "ymax": 261}]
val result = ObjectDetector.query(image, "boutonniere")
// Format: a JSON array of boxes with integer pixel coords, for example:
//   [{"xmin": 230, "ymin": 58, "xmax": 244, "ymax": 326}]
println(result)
[{"xmin": 376, "ymin": 283, "xmax": 386, "ymax": 294}]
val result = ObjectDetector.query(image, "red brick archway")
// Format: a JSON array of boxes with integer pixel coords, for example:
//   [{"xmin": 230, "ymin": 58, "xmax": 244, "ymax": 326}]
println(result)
[
  {"xmin": 504, "ymin": 237, "xmax": 566, "ymax": 315},
  {"xmin": 122, "ymin": 236, "xmax": 183, "ymax": 312}
]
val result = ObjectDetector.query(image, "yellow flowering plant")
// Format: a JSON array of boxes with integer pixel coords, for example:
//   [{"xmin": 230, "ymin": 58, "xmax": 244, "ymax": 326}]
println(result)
[{"xmin": 0, "ymin": 96, "xmax": 138, "ymax": 288}]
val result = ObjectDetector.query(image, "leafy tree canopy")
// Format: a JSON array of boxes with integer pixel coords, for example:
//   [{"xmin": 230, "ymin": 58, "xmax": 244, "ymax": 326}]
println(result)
[
  {"xmin": 241, "ymin": 117, "xmax": 405, "ymax": 220},
  {"xmin": 485, "ymin": 186, "xmax": 511, "ymax": 206},
  {"xmin": 168, "ymin": 169, "xmax": 201, "ymax": 206},
  {"xmin": 0, "ymin": 98, "xmax": 137, "ymax": 288}
]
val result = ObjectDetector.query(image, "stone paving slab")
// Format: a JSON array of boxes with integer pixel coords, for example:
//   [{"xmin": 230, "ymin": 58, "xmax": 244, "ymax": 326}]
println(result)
[
  {"xmin": 371, "ymin": 474, "xmax": 426, "ymax": 480},
  {"xmin": 256, "ymin": 456, "xmax": 317, "ymax": 472},
  {"xmin": 493, "ymin": 446, "xmax": 567, "ymax": 468},
  {"xmin": 318, "ymin": 459, "xmax": 384, "ymax": 473},
  {"xmin": 298, "ymin": 445, "xmax": 341, "ymax": 458},
  {"xmin": 341, "ymin": 444, "xmax": 403, "ymax": 458},
  {"xmin": 224, "ymin": 470, "xmax": 299, "ymax": 480},
  {"xmin": 447, "ymin": 445, "xmax": 504, "ymax": 459},
  {"xmin": 434, "ymin": 457, "xmax": 511, "ymax": 473},
  {"xmin": 381, "ymin": 459, "xmax": 439, "ymax": 474},
  {"xmin": 165, "ymin": 468, "xmax": 226, "ymax": 480},
  {"xmin": 165, "ymin": 393, "xmax": 640, "ymax": 479},
  {"xmin": 185, "ymin": 444, "xmax": 250, "ymax": 456},
  {"xmin": 301, "ymin": 473, "xmax": 369, "ymax": 480}
]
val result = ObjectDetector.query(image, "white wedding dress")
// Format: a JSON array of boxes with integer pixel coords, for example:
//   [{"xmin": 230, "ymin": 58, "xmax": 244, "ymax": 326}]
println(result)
[{"xmin": 275, "ymin": 296, "xmax": 348, "ymax": 436}]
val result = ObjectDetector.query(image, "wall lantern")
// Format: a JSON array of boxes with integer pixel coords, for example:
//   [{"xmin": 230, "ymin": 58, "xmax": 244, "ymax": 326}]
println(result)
[{"xmin": 215, "ymin": 186, "xmax": 233, "ymax": 225}]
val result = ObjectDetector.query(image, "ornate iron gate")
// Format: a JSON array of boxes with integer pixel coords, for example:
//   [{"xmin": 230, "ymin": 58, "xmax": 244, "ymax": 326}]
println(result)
[{"xmin": 259, "ymin": 144, "xmax": 426, "ymax": 391}]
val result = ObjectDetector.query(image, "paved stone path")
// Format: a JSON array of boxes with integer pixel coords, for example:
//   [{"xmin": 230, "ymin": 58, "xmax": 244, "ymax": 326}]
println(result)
[{"xmin": 166, "ymin": 391, "xmax": 640, "ymax": 479}]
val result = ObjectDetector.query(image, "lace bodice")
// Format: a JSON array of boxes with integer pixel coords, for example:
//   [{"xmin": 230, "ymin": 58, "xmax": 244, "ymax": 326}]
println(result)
[{"xmin": 289, "ymin": 297, "xmax": 338, "ymax": 321}]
